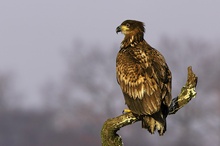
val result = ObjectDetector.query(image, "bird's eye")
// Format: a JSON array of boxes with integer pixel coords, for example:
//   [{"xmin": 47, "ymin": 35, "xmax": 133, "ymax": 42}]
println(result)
[{"xmin": 126, "ymin": 23, "xmax": 130, "ymax": 27}]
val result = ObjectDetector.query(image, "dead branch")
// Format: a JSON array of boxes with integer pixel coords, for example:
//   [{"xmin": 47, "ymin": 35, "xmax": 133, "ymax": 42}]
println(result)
[{"xmin": 101, "ymin": 66, "xmax": 198, "ymax": 146}]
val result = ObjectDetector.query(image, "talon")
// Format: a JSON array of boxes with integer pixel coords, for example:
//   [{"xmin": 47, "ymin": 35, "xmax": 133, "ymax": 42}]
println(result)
[{"xmin": 122, "ymin": 109, "xmax": 132, "ymax": 114}]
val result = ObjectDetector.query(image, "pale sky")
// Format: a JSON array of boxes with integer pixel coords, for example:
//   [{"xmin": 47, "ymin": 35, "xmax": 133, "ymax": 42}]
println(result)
[{"xmin": 0, "ymin": 0, "xmax": 220, "ymax": 108}]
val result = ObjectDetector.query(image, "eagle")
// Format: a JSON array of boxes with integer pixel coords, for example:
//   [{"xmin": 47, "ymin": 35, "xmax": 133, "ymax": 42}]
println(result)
[{"xmin": 116, "ymin": 20, "xmax": 172, "ymax": 135}]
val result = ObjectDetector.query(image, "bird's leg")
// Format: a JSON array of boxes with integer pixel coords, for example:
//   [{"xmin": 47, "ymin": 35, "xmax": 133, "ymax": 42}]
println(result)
[{"xmin": 122, "ymin": 109, "xmax": 132, "ymax": 114}]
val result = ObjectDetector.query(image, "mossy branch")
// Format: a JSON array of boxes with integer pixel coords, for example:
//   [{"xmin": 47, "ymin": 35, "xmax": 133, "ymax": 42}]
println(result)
[{"xmin": 101, "ymin": 66, "xmax": 198, "ymax": 146}]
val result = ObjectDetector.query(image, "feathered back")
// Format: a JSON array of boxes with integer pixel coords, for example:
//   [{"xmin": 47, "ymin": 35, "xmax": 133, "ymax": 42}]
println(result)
[
  {"xmin": 116, "ymin": 20, "xmax": 172, "ymax": 135},
  {"xmin": 116, "ymin": 41, "xmax": 172, "ymax": 115}
]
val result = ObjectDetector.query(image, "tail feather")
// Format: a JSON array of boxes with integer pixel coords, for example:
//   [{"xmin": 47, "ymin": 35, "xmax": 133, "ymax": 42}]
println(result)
[
  {"xmin": 142, "ymin": 114, "xmax": 166, "ymax": 136},
  {"xmin": 142, "ymin": 116, "xmax": 156, "ymax": 134}
]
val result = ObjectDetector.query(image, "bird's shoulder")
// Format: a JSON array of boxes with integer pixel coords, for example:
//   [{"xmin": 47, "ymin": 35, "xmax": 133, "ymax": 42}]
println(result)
[
  {"xmin": 116, "ymin": 41, "xmax": 171, "ymax": 99},
  {"xmin": 117, "ymin": 41, "xmax": 166, "ymax": 67}
]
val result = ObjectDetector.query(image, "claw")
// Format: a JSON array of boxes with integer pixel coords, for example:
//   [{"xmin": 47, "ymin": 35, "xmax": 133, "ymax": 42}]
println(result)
[{"xmin": 122, "ymin": 109, "xmax": 132, "ymax": 114}]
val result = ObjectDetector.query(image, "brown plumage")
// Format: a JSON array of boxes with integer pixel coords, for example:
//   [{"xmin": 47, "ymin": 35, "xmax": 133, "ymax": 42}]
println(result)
[{"xmin": 116, "ymin": 20, "xmax": 172, "ymax": 135}]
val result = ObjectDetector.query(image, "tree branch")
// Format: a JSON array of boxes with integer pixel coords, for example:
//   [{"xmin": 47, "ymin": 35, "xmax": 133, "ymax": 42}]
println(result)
[{"xmin": 101, "ymin": 66, "xmax": 198, "ymax": 146}]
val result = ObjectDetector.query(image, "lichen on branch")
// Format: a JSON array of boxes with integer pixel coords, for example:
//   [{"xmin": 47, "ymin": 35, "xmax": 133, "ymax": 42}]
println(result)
[{"xmin": 101, "ymin": 66, "xmax": 198, "ymax": 146}]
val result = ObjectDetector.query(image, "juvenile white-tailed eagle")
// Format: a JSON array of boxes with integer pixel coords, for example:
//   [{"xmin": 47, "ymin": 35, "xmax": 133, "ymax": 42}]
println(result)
[{"xmin": 116, "ymin": 20, "xmax": 172, "ymax": 135}]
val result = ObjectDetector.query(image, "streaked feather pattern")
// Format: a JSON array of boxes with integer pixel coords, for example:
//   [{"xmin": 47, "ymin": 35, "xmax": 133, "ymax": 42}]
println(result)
[{"xmin": 116, "ymin": 20, "xmax": 172, "ymax": 135}]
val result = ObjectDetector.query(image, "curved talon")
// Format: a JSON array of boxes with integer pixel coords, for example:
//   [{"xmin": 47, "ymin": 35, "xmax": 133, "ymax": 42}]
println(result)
[{"xmin": 122, "ymin": 109, "xmax": 132, "ymax": 114}]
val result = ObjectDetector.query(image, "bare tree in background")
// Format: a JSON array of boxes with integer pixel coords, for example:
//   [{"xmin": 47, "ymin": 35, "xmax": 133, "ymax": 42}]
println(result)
[
  {"xmin": 0, "ymin": 72, "xmax": 22, "ymax": 110},
  {"xmin": 42, "ymin": 37, "xmax": 220, "ymax": 146},
  {"xmin": 158, "ymin": 37, "xmax": 220, "ymax": 146},
  {"xmin": 0, "ymin": 37, "xmax": 219, "ymax": 146}
]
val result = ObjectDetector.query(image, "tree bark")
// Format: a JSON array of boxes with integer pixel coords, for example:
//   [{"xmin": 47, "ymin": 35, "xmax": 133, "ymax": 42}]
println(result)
[{"xmin": 101, "ymin": 66, "xmax": 198, "ymax": 146}]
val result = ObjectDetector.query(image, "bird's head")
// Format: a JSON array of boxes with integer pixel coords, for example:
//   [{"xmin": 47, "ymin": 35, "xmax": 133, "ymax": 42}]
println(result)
[{"xmin": 116, "ymin": 20, "xmax": 145, "ymax": 35}]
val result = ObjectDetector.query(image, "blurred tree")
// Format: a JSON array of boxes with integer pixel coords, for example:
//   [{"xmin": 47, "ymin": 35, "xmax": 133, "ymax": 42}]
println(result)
[
  {"xmin": 41, "ymin": 37, "xmax": 220, "ymax": 146},
  {"xmin": 1, "ymin": 37, "xmax": 219, "ymax": 146},
  {"xmin": 0, "ymin": 72, "xmax": 23, "ymax": 110}
]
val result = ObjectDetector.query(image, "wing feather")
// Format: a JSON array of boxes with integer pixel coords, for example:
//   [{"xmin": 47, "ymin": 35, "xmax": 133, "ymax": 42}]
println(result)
[{"xmin": 116, "ymin": 43, "xmax": 172, "ymax": 115}]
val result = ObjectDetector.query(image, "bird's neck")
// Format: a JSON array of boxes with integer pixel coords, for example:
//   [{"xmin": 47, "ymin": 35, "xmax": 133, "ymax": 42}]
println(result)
[{"xmin": 121, "ymin": 33, "xmax": 144, "ymax": 48}]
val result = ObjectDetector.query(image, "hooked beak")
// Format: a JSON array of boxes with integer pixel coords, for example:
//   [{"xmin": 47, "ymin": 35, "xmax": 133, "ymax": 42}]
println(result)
[{"xmin": 116, "ymin": 26, "xmax": 121, "ymax": 34}]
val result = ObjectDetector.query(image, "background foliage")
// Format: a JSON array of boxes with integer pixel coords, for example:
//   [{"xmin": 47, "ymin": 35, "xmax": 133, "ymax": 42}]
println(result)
[{"xmin": 0, "ymin": 37, "xmax": 219, "ymax": 146}]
